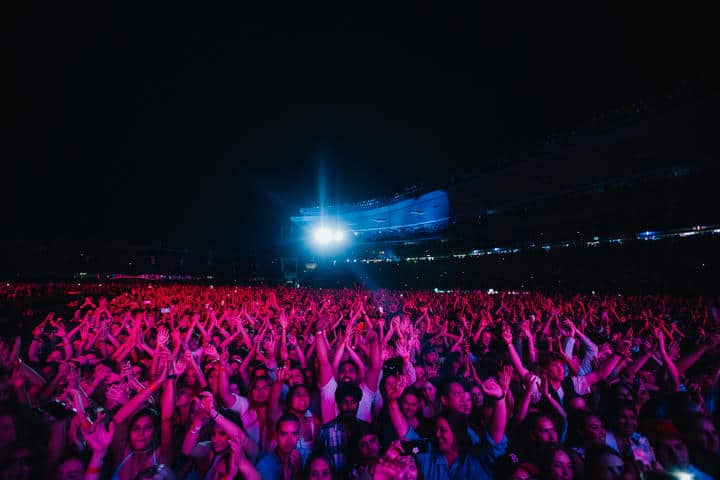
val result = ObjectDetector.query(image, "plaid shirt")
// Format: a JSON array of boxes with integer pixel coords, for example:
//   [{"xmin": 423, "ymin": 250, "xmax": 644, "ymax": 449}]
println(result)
[{"xmin": 317, "ymin": 417, "xmax": 371, "ymax": 472}]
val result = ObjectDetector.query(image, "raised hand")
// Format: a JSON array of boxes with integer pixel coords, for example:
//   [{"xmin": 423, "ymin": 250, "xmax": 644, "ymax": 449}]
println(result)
[
  {"xmin": 481, "ymin": 377, "xmax": 504, "ymax": 399},
  {"xmin": 156, "ymin": 326, "xmax": 169, "ymax": 347},
  {"xmin": 498, "ymin": 365, "xmax": 513, "ymax": 394},
  {"xmin": 82, "ymin": 417, "xmax": 116, "ymax": 452},
  {"xmin": 386, "ymin": 375, "xmax": 406, "ymax": 402}
]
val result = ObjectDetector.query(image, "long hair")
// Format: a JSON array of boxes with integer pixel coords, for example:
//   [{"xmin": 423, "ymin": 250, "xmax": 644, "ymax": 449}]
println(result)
[
  {"xmin": 435, "ymin": 410, "xmax": 471, "ymax": 455},
  {"xmin": 128, "ymin": 408, "xmax": 161, "ymax": 451}
]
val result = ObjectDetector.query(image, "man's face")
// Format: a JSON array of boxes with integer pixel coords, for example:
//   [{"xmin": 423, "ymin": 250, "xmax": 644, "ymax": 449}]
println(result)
[
  {"xmin": 339, "ymin": 396, "xmax": 360, "ymax": 418},
  {"xmin": 441, "ymin": 382, "xmax": 465, "ymax": 414},
  {"xmin": 339, "ymin": 363, "xmax": 358, "ymax": 383},
  {"xmin": 276, "ymin": 420, "xmax": 300, "ymax": 455},
  {"xmin": 615, "ymin": 408, "xmax": 637, "ymax": 437},
  {"xmin": 358, "ymin": 433, "xmax": 380, "ymax": 461},
  {"xmin": 533, "ymin": 416, "xmax": 558, "ymax": 444},
  {"xmin": 546, "ymin": 360, "xmax": 565, "ymax": 382}
]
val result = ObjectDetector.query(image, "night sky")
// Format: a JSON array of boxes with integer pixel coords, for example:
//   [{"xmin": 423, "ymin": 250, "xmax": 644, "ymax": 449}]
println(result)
[{"xmin": 5, "ymin": 2, "xmax": 717, "ymax": 252}]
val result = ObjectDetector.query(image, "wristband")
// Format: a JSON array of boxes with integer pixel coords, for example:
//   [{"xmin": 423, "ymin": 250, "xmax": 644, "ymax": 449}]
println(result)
[{"xmin": 86, "ymin": 466, "xmax": 102, "ymax": 474}]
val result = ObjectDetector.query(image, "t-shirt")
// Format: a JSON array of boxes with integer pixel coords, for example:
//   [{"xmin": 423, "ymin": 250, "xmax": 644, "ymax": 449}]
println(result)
[
  {"xmin": 229, "ymin": 393, "xmax": 260, "ymax": 445},
  {"xmin": 320, "ymin": 377, "xmax": 377, "ymax": 423}
]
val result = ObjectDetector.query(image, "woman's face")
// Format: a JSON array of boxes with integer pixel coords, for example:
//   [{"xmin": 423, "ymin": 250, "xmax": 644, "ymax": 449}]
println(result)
[
  {"xmin": 470, "ymin": 385, "xmax": 483, "ymax": 407},
  {"xmin": 308, "ymin": 457, "xmax": 332, "ymax": 480},
  {"xmin": 422, "ymin": 382, "xmax": 437, "ymax": 402},
  {"xmin": 130, "ymin": 415, "xmax": 156, "ymax": 451},
  {"xmin": 57, "ymin": 458, "xmax": 84, "ymax": 480},
  {"xmin": 584, "ymin": 415, "xmax": 606, "ymax": 444},
  {"xmin": 549, "ymin": 450, "xmax": 573, "ymax": 480},
  {"xmin": 400, "ymin": 393, "xmax": 420, "ymax": 420},
  {"xmin": 435, "ymin": 417, "xmax": 456, "ymax": 454},
  {"xmin": 211, "ymin": 426, "xmax": 230, "ymax": 453},
  {"xmin": 461, "ymin": 391, "xmax": 472, "ymax": 415},
  {"xmin": 251, "ymin": 379, "xmax": 271, "ymax": 404},
  {"xmin": 287, "ymin": 368, "xmax": 305, "ymax": 387},
  {"xmin": 289, "ymin": 387, "xmax": 311, "ymax": 413}
]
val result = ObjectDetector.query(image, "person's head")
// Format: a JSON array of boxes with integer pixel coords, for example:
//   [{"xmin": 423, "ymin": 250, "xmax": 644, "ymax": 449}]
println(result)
[
  {"xmin": 538, "ymin": 445, "xmax": 573, "ymax": 480},
  {"xmin": 607, "ymin": 401, "xmax": 638, "ymax": 438},
  {"xmin": 469, "ymin": 383, "xmax": 484, "ymax": 408},
  {"xmin": 422, "ymin": 347, "xmax": 439, "ymax": 366},
  {"xmin": 355, "ymin": 430, "xmax": 381, "ymax": 462},
  {"xmin": 55, "ymin": 456, "xmax": 84, "ymax": 480},
  {"xmin": 540, "ymin": 353, "xmax": 565, "ymax": 383},
  {"xmin": 338, "ymin": 361, "xmax": 359, "ymax": 384},
  {"xmin": 439, "ymin": 378, "xmax": 466, "ymax": 414},
  {"xmin": 584, "ymin": 445, "xmax": 624, "ymax": 480},
  {"xmin": 480, "ymin": 330, "xmax": 493, "ymax": 347},
  {"xmin": 580, "ymin": 413, "xmax": 606, "ymax": 445},
  {"xmin": 276, "ymin": 413, "xmax": 301, "ymax": 456},
  {"xmin": 335, "ymin": 382, "xmax": 362, "ymax": 419},
  {"xmin": 304, "ymin": 452, "xmax": 335, "ymax": 480},
  {"xmin": 129, "ymin": 408, "xmax": 160, "ymax": 452},
  {"xmin": 566, "ymin": 396, "xmax": 588, "ymax": 414},
  {"xmin": 249, "ymin": 377, "xmax": 271, "ymax": 405},
  {"xmin": 609, "ymin": 382, "xmax": 634, "ymax": 403},
  {"xmin": 655, "ymin": 434, "xmax": 690, "ymax": 470},
  {"xmin": 287, "ymin": 384, "xmax": 311, "ymax": 414},
  {"xmin": 287, "ymin": 367, "xmax": 306, "ymax": 387},
  {"xmin": 421, "ymin": 379, "xmax": 439, "ymax": 403},
  {"xmin": 399, "ymin": 387, "xmax": 422, "ymax": 420},
  {"xmin": 525, "ymin": 413, "xmax": 559, "ymax": 445},
  {"xmin": 434, "ymin": 410, "xmax": 470, "ymax": 455}
]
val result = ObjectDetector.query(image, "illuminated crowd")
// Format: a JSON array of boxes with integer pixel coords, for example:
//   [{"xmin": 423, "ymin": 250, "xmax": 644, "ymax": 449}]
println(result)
[{"xmin": 1, "ymin": 283, "xmax": 719, "ymax": 479}]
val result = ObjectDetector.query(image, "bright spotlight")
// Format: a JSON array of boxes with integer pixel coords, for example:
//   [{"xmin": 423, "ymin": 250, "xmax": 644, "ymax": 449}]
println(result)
[
  {"xmin": 313, "ymin": 227, "xmax": 333, "ymax": 245},
  {"xmin": 333, "ymin": 230, "xmax": 345, "ymax": 242}
]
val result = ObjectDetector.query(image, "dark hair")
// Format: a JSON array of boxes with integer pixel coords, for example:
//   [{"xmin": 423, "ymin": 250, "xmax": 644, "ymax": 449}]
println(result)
[
  {"xmin": 304, "ymin": 451, "xmax": 336, "ymax": 480},
  {"xmin": 435, "ymin": 410, "xmax": 470, "ymax": 454},
  {"xmin": 536, "ymin": 444, "xmax": 573, "ymax": 479},
  {"xmin": 335, "ymin": 382, "xmax": 362, "ymax": 405},
  {"xmin": 128, "ymin": 408, "xmax": 161, "ymax": 450},
  {"xmin": 438, "ymin": 377, "xmax": 465, "ymax": 399},
  {"xmin": 584, "ymin": 444, "xmax": 625, "ymax": 480},
  {"xmin": 287, "ymin": 384, "xmax": 310, "ymax": 406},
  {"xmin": 276, "ymin": 412, "xmax": 300, "ymax": 433}
]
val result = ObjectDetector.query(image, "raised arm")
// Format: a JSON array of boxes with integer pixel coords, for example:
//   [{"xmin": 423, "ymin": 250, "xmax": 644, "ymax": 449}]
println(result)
[
  {"xmin": 501, "ymin": 327, "xmax": 529, "ymax": 379},
  {"xmin": 481, "ymin": 377, "xmax": 509, "ymax": 444},
  {"xmin": 315, "ymin": 330, "xmax": 334, "ymax": 388}
]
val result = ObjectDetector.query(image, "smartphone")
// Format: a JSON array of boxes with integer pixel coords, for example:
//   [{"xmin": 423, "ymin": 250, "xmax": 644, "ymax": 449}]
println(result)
[
  {"xmin": 401, "ymin": 439, "xmax": 429, "ymax": 455},
  {"xmin": 38, "ymin": 400, "xmax": 76, "ymax": 420},
  {"xmin": 160, "ymin": 308, "xmax": 170, "ymax": 314}
]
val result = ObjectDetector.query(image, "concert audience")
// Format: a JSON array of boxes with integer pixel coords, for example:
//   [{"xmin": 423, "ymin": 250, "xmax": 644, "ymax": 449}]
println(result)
[{"xmin": 0, "ymin": 282, "xmax": 719, "ymax": 479}]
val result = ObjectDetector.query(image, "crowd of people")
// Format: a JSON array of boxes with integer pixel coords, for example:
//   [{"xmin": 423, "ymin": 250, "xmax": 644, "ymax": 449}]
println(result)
[{"xmin": 1, "ymin": 282, "xmax": 719, "ymax": 480}]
